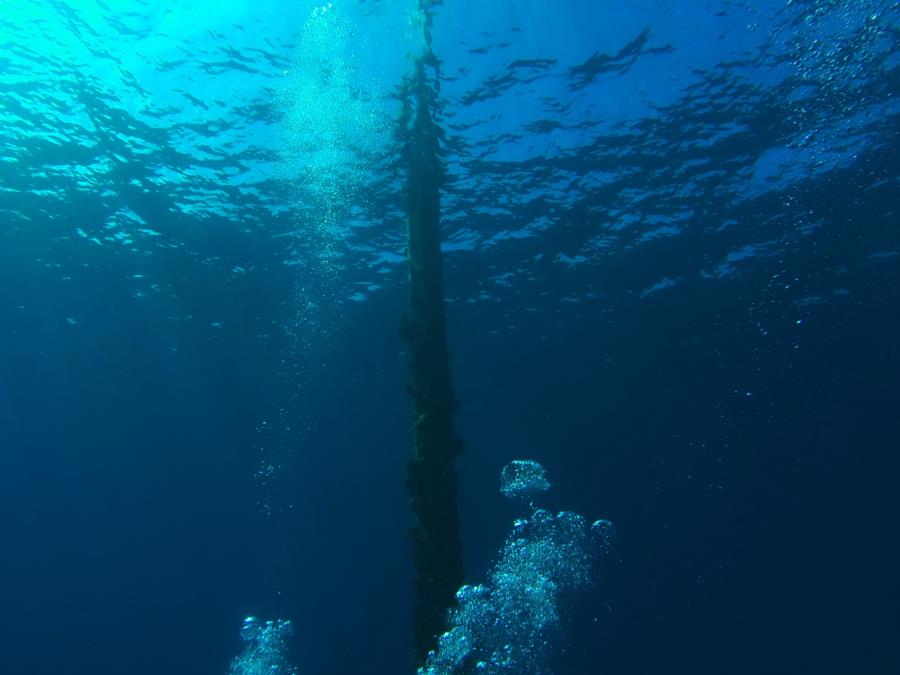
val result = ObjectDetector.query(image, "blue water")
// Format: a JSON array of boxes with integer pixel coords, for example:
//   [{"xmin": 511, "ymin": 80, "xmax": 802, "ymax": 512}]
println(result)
[{"xmin": 1, "ymin": 1, "xmax": 898, "ymax": 673}]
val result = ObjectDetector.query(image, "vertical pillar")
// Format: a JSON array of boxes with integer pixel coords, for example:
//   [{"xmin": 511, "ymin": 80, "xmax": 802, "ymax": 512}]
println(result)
[{"xmin": 403, "ymin": 43, "xmax": 464, "ymax": 665}]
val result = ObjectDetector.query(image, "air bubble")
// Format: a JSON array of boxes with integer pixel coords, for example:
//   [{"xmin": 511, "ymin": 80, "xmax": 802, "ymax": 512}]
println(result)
[
  {"xmin": 421, "ymin": 461, "xmax": 613, "ymax": 674},
  {"xmin": 500, "ymin": 460, "xmax": 551, "ymax": 500},
  {"xmin": 229, "ymin": 618, "xmax": 297, "ymax": 675}
]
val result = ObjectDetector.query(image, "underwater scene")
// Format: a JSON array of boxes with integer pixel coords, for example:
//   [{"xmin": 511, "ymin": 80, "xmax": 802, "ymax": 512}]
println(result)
[{"xmin": 0, "ymin": 0, "xmax": 898, "ymax": 673}]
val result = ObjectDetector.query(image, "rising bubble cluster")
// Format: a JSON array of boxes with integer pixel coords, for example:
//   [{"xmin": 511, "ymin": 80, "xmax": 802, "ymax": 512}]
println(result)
[
  {"xmin": 228, "ymin": 617, "xmax": 298, "ymax": 675},
  {"xmin": 420, "ymin": 461, "xmax": 614, "ymax": 674},
  {"xmin": 499, "ymin": 459, "xmax": 551, "ymax": 500}
]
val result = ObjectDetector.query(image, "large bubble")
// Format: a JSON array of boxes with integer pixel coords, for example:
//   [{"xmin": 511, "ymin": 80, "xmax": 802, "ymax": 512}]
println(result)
[
  {"xmin": 500, "ymin": 459, "xmax": 551, "ymax": 500},
  {"xmin": 421, "ymin": 460, "xmax": 613, "ymax": 674}
]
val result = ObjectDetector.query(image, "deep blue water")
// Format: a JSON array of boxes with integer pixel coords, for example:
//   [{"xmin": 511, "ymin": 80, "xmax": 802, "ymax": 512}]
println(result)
[{"xmin": 1, "ymin": 1, "xmax": 898, "ymax": 674}]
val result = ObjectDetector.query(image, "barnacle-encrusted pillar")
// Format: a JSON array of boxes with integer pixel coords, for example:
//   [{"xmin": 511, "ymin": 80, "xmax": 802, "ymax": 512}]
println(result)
[{"xmin": 402, "ymin": 13, "xmax": 464, "ymax": 665}]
